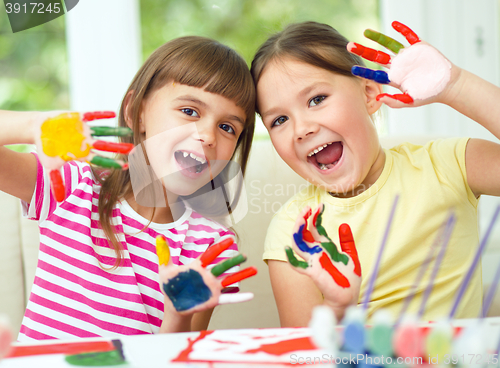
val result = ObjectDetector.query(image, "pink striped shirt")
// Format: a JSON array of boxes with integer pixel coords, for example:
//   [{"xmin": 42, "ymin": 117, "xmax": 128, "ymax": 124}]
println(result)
[{"xmin": 19, "ymin": 155, "xmax": 239, "ymax": 341}]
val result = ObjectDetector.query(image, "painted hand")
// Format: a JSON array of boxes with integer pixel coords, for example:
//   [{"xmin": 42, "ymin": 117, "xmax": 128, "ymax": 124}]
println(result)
[
  {"xmin": 156, "ymin": 236, "xmax": 257, "ymax": 314},
  {"xmin": 34, "ymin": 111, "xmax": 133, "ymax": 202},
  {"xmin": 347, "ymin": 21, "xmax": 453, "ymax": 107},
  {"xmin": 285, "ymin": 204, "xmax": 361, "ymax": 313}
]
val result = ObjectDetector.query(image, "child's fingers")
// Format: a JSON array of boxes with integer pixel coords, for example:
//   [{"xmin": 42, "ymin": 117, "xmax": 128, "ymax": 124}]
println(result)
[
  {"xmin": 310, "ymin": 205, "xmax": 348, "ymax": 267},
  {"xmin": 392, "ymin": 21, "xmax": 420, "ymax": 45},
  {"xmin": 364, "ymin": 28, "xmax": 405, "ymax": 54},
  {"xmin": 199, "ymin": 238, "xmax": 234, "ymax": 268},
  {"xmin": 285, "ymin": 246, "xmax": 309, "ymax": 271},
  {"xmin": 211, "ymin": 254, "xmax": 246, "ymax": 277},
  {"xmin": 309, "ymin": 204, "xmax": 327, "ymax": 242},
  {"xmin": 156, "ymin": 235, "xmax": 172, "ymax": 266},
  {"xmin": 291, "ymin": 206, "xmax": 322, "ymax": 260},
  {"xmin": 89, "ymin": 155, "xmax": 129, "ymax": 170},
  {"xmin": 338, "ymin": 224, "xmax": 361, "ymax": 277},
  {"xmin": 92, "ymin": 140, "xmax": 134, "ymax": 154},
  {"xmin": 299, "ymin": 206, "xmax": 315, "ymax": 243},
  {"xmin": 351, "ymin": 66, "xmax": 390, "ymax": 85},
  {"xmin": 82, "ymin": 111, "xmax": 116, "ymax": 122},
  {"xmin": 220, "ymin": 267, "xmax": 257, "ymax": 288},
  {"xmin": 50, "ymin": 169, "xmax": 66, "ymax": 202},
  {"xmin": 376, "ymin": 93, "xmax": 414, "ymax": 107},
  {"xmin": 293, "ymin": 223, "xmax": 322, "ymax": 256},
  {"xmin": 90, "ymin": 126, "xmax": 133, "ymax": 137},
  {"xmin": 218, "ymin": 292, "xmax": 254, "ymax": 305},
  {"xmin": 347, "ymin": 42, "xmax": 391, "ymax": 66}
]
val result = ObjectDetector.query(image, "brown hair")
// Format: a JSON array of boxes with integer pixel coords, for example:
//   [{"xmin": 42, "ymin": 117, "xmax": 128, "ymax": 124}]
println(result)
[
  {"xmin": 95, "ymin": 36, "xmax": 255, "ymax": 268},
  {"xmin": 251, "ymin": 21, "xmax": 364, "ymax": 114}
]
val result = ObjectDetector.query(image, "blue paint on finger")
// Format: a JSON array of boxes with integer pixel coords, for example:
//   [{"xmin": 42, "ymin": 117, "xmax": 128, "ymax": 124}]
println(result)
[
  {"xmin": 293, "ymin": 224, "xmax": 322, "ymax": 254},
  {"xmin": 351, "ymin": 66, "xmax": 390, "ymax": 84},
  {"xmin": 162, "ymin": 269, "xmax": 212, "ymax": 312}
]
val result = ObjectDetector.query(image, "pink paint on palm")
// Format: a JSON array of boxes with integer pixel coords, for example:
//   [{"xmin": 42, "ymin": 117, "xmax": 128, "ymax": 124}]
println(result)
[{"xmin": 389, "ymin": 43, "xmax": 451, "ymax": 100}]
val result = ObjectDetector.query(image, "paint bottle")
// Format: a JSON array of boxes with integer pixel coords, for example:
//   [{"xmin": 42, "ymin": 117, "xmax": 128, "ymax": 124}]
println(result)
[
  {"xmin": 366, "ymin": 309, "xmax": 394, "ymax": 358},
  {"xmin": 393, "ymin": 315, "xmax": 424, "ymax": 361},
  {"xmin": 341, "ymin": 306, "xmax": 366, "ymax": 354}
]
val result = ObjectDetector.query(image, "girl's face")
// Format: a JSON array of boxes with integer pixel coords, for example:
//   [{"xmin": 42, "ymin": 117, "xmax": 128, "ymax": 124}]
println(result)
[
  {"xmin": 135, "ymin": 83, "xmax": 246, "ymax": 197},
  {"xmin": 256, "ymin": 58, "xmax": 384, "ymax": 197}
]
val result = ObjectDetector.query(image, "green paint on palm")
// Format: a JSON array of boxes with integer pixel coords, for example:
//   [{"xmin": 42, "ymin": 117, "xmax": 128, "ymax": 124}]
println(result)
[
  {"xmin": 316, "ymin": 209, "xmax": 349, "ymax": 266},
  {"xmin": 285, "ymin": 247, "xmax": 308, "ymax": 269},
  {"xmin": 211, "ymin": 254, "xmax": 246, "ymax": 277},
  {"xmin": 364, "ymin": 29, "xmax": 404, "ymax": 54}
]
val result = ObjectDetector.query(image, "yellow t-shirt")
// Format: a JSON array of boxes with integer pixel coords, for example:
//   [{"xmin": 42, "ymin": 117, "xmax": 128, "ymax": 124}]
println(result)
[{"xmin": 264, "ymin": 138, "xmax": 481, "ymax": 320}]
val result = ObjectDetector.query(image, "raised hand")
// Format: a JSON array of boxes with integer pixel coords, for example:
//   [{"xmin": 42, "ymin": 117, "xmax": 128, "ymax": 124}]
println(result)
[
  {"xmin": 35, "ymin": 111, "xmax": 133, "ymax": 202},
  {"xmin": 347, "ymin": 21, "xmax": 453, "ymax": 107},
  {"xmin": 156, "ymin": 236, "xmax": 257, "ymax": 314},
  {"xmin": 285, "ymin": 204, "xmax": 361, "ymax": 316}
]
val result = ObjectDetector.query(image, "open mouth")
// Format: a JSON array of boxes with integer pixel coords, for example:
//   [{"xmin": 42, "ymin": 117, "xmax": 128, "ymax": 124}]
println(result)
[
  {"xmin": 174, "ymin": 150, "xmax": 208, "ymax": 174},
  {"xmin": 307, "ymin": 141, "xmax": 343, "ymax": 171}
]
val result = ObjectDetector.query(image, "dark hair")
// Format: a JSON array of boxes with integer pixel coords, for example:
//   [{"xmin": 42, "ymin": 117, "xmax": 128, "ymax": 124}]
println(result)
[
  {"xmin": 96, "ymin": 36, "xmax": 255, "ymax": 268},
  {"xmin": 251, "ymin": 21, "xmax": 364, "ymax": 113}
]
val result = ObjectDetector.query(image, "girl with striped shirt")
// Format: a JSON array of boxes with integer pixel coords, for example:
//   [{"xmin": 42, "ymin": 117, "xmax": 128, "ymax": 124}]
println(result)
[{"xmin": 0, "ymin": 36, "xmax": 256, "ymax": 340}]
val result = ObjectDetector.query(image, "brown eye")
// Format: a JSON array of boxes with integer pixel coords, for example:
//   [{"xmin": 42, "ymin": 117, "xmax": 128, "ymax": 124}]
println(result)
[
  {"xmin": 309, "ymin": 96, "xmax": 326, "ymax": 107},
  {"xmin": 272, "ymin": 116, "xmax": 289, "ymax": 127}
]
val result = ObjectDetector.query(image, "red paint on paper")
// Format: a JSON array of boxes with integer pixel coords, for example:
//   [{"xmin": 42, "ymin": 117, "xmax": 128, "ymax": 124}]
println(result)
[
  {"xmin": 245, "ymin": 337, "xmax": 316, "ymax": 355},
  {"xmin": 6, "ymin": 340, "xmax": 115, "ymax": 358}
]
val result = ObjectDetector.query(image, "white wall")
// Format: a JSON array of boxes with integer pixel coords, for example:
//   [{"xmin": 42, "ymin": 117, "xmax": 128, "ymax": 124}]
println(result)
[
  {"xmin": 380, "ymin": 0, "xmax": 499, "ymax": 140},
  {"xmin": 379, "ymin": 0, "xmax": 500, "ymax": 295},
  {"xmin": 65, "ymin": 0, "xmax": 142, "ymax": 113}
]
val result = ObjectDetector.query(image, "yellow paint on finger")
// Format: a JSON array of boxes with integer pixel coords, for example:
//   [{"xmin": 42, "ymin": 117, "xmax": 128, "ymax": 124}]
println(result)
[{"xmin": 156, "ymin": 235, "xmax": 170, "ymax": 266}]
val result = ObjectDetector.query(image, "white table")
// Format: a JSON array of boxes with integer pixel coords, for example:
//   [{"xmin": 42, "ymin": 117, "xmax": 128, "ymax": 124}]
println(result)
[{"xmin": 2, "ymin": 318, "xmax": 500, "ymax": 367}]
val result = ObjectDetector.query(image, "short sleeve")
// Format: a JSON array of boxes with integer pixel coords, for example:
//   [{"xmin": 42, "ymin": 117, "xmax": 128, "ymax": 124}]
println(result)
[
  {"xmin": 22, "ymin": 153, "xmax": 58, "ymax": 222},
  {"xmin": 22, "ymin": 153, "xmax": 96, "ymax": 222},
  {"xmin": 425, "ymin": 137, "xmax": 478, "ymax": 207}
]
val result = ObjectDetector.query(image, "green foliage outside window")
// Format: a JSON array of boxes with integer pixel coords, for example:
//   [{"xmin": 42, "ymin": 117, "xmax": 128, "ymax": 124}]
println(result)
[{"xmin": 0, "ymin": 0, "xmax": 379, "ymax": 144}]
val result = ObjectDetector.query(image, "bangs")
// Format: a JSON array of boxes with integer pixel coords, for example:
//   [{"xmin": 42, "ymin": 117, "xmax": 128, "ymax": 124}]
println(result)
[{"xmin": 149, "ymin": 37, "xmax": 255, "ymax": 125}]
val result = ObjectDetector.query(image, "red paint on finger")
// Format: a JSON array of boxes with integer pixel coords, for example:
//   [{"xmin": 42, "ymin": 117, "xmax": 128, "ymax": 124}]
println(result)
[
  {"xmin": 339, "ymin": 224, "xmax": 361, "ymax": 277},
  {"xmin": 50, "ymin": 169, "xmax": 65, "ymax": 202},
  {"xmin": 376, "ymin": 93, "xmax": 414, "ymax": 104},
  {"xmin": 302, "ymin": 208, "xmax": 314, "ymax": 243},
  {"xmin": 93, "ymin": 141, "xmax": 134, "ymax": 154},
  {"xmin": 82, "ymin": 111, "xmax": 116, "ymax": 122},
  {"xmin": 319, "ymin": 253, "xmax": 350, "ymax": 288},
  {"xmin": 392, "ymin": 21, "xmax": 420, "ymax": 45},
  {"xmin": 350, "ymin": 43, "xmax": 391, "ymax": 65},
  {"xmin": 200, "ymin": 238, "xmax": 234, "ymax": 267},
  {"xmin": 221, "ymin": 267, "xmax": 257, "ymax": 287}
]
